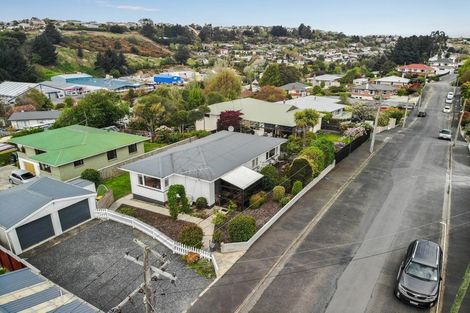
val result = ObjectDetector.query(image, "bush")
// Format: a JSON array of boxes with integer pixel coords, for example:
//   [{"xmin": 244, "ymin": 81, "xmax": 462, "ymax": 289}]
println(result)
[
  {"xmin": 260, "ymin": 165, "xmax": 281, "ymax": 190},
  {"xmin": 179, "ymin": 225, "xmax": 203, "ymax": 248},
  {"xmin": 249, "ymin": 191, "xmax": 267, "ymax": 209},
  {"xmin": 310, "ymin": 138, "xmax": 335, "ymax": 166},
  {"xmin": 81, "ymin": 169, "xmax": 101, "ymax": 187},
  {"xmin": 384, "ymin": 108, "xmax": 404, "ymax": 123},
  {"xmin": 183, "ymin": 252, "xmax": 200, "ymax": 264},
  {"xmin": 279, "ymin": 195, "xmax": 292, "ymax": 207},
  {"xmin": 117, "ymin": 207, "xmax": 135, "ymax": 217},
  {"xmin": 227, "ymin": 200, "xmax": 237, "ymax": 213},
  {"xmin": 195, "ymin": 197, "xmax": 208, "ymax": 209},
  {"xmin": 168, "ymin": 184, "xmax": 190, "ymax": 219},
  {"xmin": 213, "ymin": 229, "xmax": 223, "ymax": 243},
  {"xmin": 272, "ymin": 186, "xmax": 286, "ymax": 202},
  {"xmin": 378, "ymin": 113, "xmax": 390, "ymax": 127},
  {"xmin": 212, "ymin": 211, "xmax": 226, "ymax": 226},
  {"xmin": 299, "ymin": 146, "xmax": 325, "ymax": 177},
  {"xmin": 288, "ymin": 158, "xmax": 313, "ymax": 185},
  {"xmin": 228, "ymin": 214, "xmax": 257, "ymax": 242},
  {"xmin": 292, "ymin": 180, "xmax": 303, "ymax": 196}
]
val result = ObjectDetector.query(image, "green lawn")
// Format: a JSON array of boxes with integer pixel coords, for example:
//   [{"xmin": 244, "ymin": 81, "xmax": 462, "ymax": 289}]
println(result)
[
  {"xmin": 316, "ymin": 132, "xmax": 350, "ymax": 144},
  {"xmin": 102, "ymin": 172, "xmax": 131, "ymax": 200},
  {"xmin": 144, "ymin": 142, "xmax": 166, "ymax": 153},
  {"xmin": 451, "ymin": 263, "xmax": 470, "ymax": 313}
]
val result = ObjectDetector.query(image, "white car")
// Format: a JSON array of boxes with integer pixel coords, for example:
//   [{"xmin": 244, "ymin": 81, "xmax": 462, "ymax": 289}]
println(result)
[
  {"xmin": 443, "ymin": 106, "xmax": 451, "ymax": 113},
  {"xmin": 445, "ymin": 97, "xmax": 453, "ymax": 104},
  {"xmin": 447, "ymin": 92, "xmax": 454, "ymax": 100},
  {"xmin": 438, "ymin": 129, "xmax": 452, "ymax": 140},
  {"xmin": 9, "ymin": 169, "xmax": 37, "ymax": 185}
]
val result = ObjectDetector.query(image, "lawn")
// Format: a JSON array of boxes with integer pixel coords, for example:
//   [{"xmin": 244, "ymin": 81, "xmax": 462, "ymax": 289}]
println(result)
[
  {"xmin": 144, "ymin": 142, "xmax": 166, "ymax": 153},
  {"xmin": 316, "ymin": 132, "xmax": 350, "ymax": 144},
  {"xmin": 102, "ymin": 172, "xmax": 131, "ymax": 200}
]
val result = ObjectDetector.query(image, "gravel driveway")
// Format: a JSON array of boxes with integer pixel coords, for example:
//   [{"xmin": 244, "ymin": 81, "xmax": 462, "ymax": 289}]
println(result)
[{"xmin": 27, "ymin": 220, "xmax": 213, "ymax": 313}]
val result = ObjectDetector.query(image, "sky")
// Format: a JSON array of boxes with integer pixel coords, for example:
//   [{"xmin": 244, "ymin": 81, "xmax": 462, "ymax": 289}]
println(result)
[{"xmin": 0, "ymin": 0, "xmax": 469, "ymax": 37}]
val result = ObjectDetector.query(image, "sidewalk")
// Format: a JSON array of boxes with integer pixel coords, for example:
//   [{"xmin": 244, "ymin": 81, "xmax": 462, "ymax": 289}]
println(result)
[{"xmin": 188, "ymin": 137, "xmax": 385, "ymax": 313}]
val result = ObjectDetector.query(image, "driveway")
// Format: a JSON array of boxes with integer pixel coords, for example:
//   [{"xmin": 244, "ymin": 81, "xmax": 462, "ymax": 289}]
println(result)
[
  {"xmin": 0, "ymin": 164, "xmax": 16, "ymax": 190},
  {"xmin": 26, "ymin": 220, "xmax": 213, "ymax": 313}
]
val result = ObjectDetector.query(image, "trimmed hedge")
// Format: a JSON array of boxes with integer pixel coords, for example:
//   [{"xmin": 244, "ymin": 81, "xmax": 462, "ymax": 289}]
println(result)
[
  {"xmin": 228, "ymin": 214, "xmax": 257, "ymax": 242},
  {"xmin": 81, "ymin": 169, "xmax": 101, "ymax": 187},
  {"xmin": 272, "ymin": 186, "xmax": 285, "ymax": 202},
  {"xmin": 291, "ymin": 180, "xmax": 303, "ymax": 196},
  {"xmin": 279, "ymin": 195, "xmax": 292, "ymax": 207},
  {"xmin": 288, "ymin": 158, "xmax": 313, "ymax": 185},
  {"xmin": 179, "ymin": 225, "xmax": 203, "ymax": 248},
  {"xmin": 195, "ymin": 197, "xmax": 208, "ymax": 209}
]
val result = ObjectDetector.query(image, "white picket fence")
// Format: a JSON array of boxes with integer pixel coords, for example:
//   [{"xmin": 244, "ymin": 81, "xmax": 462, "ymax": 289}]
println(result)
[{"xmin": 95, "ymin": 209, "xmax": 215, "ymax": 266}]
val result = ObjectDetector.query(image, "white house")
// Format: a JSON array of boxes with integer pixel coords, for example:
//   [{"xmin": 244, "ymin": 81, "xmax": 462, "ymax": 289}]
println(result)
[
  {"xmin": 0, "ymin": 81, "xmax": 39, "ymax": 105},
  {"xmin": 8, "ymin": 110, "xmax": 61, "ymax": 130},
  {"xmin": 374, "ymin": 76, "xmax": 410, "ymax": 88},
  {"xmin": 0, "ymin": 177, "xmax": 97, "ymax": 255},
  {"xmin": 121, "ymin": 131, "xmax": 286, "ymax": 207},
  {"xmin": 37, "ymin": 81, "xmax": 88, "ymax": 100},
  {"xmin": 308, "ymin": 74, "xmax": 343, "ymax": 88},
  {"xmin": 353, "ymin": 78, "xmax": 369, "ymax": 86}
]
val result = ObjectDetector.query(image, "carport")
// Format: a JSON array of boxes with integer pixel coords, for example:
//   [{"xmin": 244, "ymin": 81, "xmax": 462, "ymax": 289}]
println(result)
[{"xmin": 0, "ymin": 177, "xmax": 96, "ymax": 254}]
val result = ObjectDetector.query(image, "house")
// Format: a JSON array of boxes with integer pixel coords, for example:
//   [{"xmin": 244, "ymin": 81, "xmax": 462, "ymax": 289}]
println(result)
[
  {"xmin": 373, "ymin": 75, "xmax": 410, "ymax": 88},
  {"xmin": 398, "ymin": 64, "xmax": 436, "ymax": 76},
  {"xmin": 37, "ymin": 80, "xmax": 88, "ymax": 100},
  {"xmin": 195, "ymin": 98, "xmax": 321, "ymax": 136},
  {"xmin": 51, "ymin": 73, "xmax": 141, "ymax": 93},
  {"xmin": 121, "ymin": 131, "xmax": 286, "ymax": 207},
  {"xmin": 351, "ymin": 83, "xmax": 395, "ymax": 100},
  {"xmin": 280, "ymin": 82, "xmax": 310, "ymax": 98},
  {"xmin": 278, "ymin": 96, "xmax": 345, "ymax": 117},
  {"xmin": 0, "ymin": 177, "xmax": 96, "ymax": 255},
  {"xmin": 8, "ymin": 110, "xmax": 61, "ymax": 130},
  {"xmin": 430, "ymin": 58, "xmax": 456, "ymax": 68},
  {"xmin": 0, "ymin": 81, "xmax": 39, "ymax": 105},
  {"xmin": 308, "ymin": 74, "xmax": 343, "ymax": 88},
  {"xmin": 353, "ymin": 78, "xmax": 369, "ymax": 86},
  {"xmin": 10, "ymin": 125, "xmax": 149, "ymax": 181}
]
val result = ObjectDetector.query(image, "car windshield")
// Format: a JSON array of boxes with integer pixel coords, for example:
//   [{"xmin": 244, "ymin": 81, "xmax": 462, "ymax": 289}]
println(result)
[
  {"xmin": 20, "ymin": 172, "xmax": 35, "ymax": 179},
  {"xmin": 440, "ymin": 130, "xmax": 451, "ymax": 134},
  {"xmin": 405, "ymin": 261, "xmax": 438, "ymax": 281}
]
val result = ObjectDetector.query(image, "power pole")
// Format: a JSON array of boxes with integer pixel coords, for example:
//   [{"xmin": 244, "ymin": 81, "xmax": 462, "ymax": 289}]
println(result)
[
  {"xmin": 109, "ymin": 239, "xmax": 176, "ymax": 313},
  {"xmin": 369, "ymin": 91, "xmax": 382, "ymax": 154},
  {"xmin": 402, "ymin": 95, "xmax": 410, "ymax": 128}
]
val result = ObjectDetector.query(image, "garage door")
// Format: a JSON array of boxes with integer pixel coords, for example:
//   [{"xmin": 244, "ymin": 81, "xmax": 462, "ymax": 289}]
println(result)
[
  {"xmin": 16, "ymin": 215, "xmax": 55, "ymax": 250},
  {"xmin": 58, "ymin": 199, "xmax": 91, "ymax": 231}
]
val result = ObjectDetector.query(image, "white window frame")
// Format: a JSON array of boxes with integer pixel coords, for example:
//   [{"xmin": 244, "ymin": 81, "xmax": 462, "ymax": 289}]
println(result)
[{"xmin": 137, "ymin": 174, "xmax": 162, "ymax": 191}]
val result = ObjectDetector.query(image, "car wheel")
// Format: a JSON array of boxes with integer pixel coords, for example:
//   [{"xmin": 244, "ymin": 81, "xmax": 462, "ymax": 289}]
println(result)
[{"xmin": 8, "ymin": 179, "xmax": 12, "ymax": 184}]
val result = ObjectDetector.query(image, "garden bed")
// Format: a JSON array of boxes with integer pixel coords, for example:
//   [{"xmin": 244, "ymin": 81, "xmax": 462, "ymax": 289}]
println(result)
[{"xmin": 116, "ymin": 205, "xmax": 194, "ymax": 241}]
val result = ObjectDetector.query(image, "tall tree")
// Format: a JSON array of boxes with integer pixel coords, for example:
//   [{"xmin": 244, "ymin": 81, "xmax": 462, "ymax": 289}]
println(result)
[
  {"xmin": 174, "ymin": 45, "xmax": 191, "ymax": 64},
  {"xmin": 16, "ymin": 89, "xmax": 53, "ymax": 110},
  {"xmin": 260, "ymin": 64, "xmax": 301, "ymax": 87},
  {"xmin": 294, "ymin": 109, "xmax": 320, "ymax": 140},
  {"xmin": 43, "ymin": 21, "xmax": 61, "ymax": 44},
  {"xmin": 31, "ymin": 34, "xmax": 57, "ymax": 65},
  {"xmin": 270, "ymin": 26, "xmax": 288, "ymax": 37},
  {"xmin": 254, "ymin": 86, "xmax": 286, "ymax": 102},
  {"xmin": 204, "ymin": 69, "xmax": 242, "ymax": 100},
  {"xmin": 132, "ymin": 101, "xmax": 166, "ymax": 140}
]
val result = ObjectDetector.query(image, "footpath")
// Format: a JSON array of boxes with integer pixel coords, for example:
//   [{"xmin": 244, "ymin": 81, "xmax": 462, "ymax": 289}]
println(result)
[{"xmin": 188, "ymin": 136, "xmax": 386, "ymax": 313}]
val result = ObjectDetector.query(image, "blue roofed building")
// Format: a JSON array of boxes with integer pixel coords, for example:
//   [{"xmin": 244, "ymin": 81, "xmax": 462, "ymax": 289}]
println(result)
[{"xmin": 154, "ymin": 73, "xmax": 184, "ymax": 85}]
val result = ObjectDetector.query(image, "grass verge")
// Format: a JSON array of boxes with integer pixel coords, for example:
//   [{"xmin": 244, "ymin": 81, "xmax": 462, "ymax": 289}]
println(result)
[
  {"xmin": 450, "ymin": 263, "xmax": 470, "ymax": 313},
  {"xmin": 144, "ymin": 142, "xmax": 166, "ymax": 153},
  {"xmin": 188, "ymin": 259, "xmax": 216, "ymax": 280},
  {"xmin": 102, "ymin": 172, "xmax": 131, "ymax": 200}
]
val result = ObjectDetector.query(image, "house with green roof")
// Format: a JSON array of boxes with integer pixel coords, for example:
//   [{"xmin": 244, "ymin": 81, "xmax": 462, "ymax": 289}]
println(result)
[
  {"xmin": 195, "ymin": 98, "xmax": 322, "ymax": 136},
  {"xmin": 10, "ymin": 125, "xmax": 149, "ymax": 181}
]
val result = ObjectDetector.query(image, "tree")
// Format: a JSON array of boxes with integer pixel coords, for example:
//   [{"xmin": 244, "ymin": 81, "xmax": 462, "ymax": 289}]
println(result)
[
  {"xmin": 294, "ymin": 109, "xmax": 320, "ymax": 139},
  {"xmin": 132, "ymin": 100, "xmax": 166, "ymax": 140},
  {"xmin": 352, "ymin": 103, "xmax": 375, "ymax": 121},
  {"xmin": 95, "ymin": 49, "xmax": 128, "ymax": 75},
  {"xmin": 217, "ymin": 110, "xmax": 243, "ymax": 131},
  {"xmin": 288, "ymin": 158, "xmax": 313, "ymax": 185},
  {"xmin": 81, "ymin": 169, "xmax": 101, "ymax": 187},
  {"xmin": 168, "ymin": 184, "xmax": 190, "ymax": 219},
  {"xmin": 0, "ymin": 36, "xmax": 35, "ymax": 82},
  {"xmin": 259, "ymin": 64, "xmax": 301, "ymax": 87},
  {"xmin": 140, "ymin": 21, "xmax": 156, "ymax": 39},
  {"xmin": 270, "ymin": 26, "xmax": 288, "ymax": 37},
  {"xmin": 254, "ymin": 85, "xmax": 286, "ymax": 102},
  {"xmin": 228, "ymin": 214, "xmax": 256, "ymax": 242},
  {"xmin": 31, "ymin": 34, "xmax": 57, "ymax": 65},
  {"xmin": 298, "ymin": 23, "xmax": 312, "ymax": 39},
  {"xmin": 174, "ymin": 45, "xmax": 191, "ymax": 64},
  {"xmin": 43, "ymin": 21, "xmax": 61, "ymax": 44},
  {"xmin": 204, "ymin": 69, "xmax": 242, "ymax": 100},
  {"xmin": 16, "ymin": 89, "xmax": 53, "ymax": 110},
  {"xmin": 207, "ymin": 91, "xmax": 225, "ymax": 105},
  {"xmin": 300, "ymin": 146, "xmax": 326, "ymax": 177},
  {"xmin": 77, "ymin": 47, "xmax": 84, "ymax": 58},
  {"xmin": 53, "ymin": 90, "xmax": 128, "ymax": 128},
  {"xmin": 109, "ymin": 25, "xmax": 128, "ymax": 34}
]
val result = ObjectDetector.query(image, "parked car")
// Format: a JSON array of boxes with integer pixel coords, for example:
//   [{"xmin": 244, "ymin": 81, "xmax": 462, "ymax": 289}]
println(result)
[
  {"xmin": 447, "ymin": 92, "xmax": 454, "ymax": 100},
  {"xmin": 445, "ymin": 98, "xmax": 453, "ymax": 104},
  {"xmin": 438, "ymin": 129, "xmax": 452, "ymax": 140},
  {"xmin": 442, "ymin": 106, "xmax": 451, "ymax": 113},
  {"xmin": 8, "ymin": 169, "xmax": 37, "ymax": 185},
  {"xmin": 417, "ymin": 111, "xmax": 426, "ymax": 117},
  {"xmin": 395, "ymin": 240, "xmax": 442, "ymax": 308}
]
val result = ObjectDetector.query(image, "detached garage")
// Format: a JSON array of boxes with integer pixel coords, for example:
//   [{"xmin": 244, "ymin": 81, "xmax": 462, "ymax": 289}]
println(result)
[{"xmin": 0, "ymin": 177, "xmax": 96, "ymax": 255}]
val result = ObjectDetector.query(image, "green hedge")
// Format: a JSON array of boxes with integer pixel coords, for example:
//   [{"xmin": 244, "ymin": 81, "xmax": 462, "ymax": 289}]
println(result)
[{"xmin": 228, "ymin": 214, "xmax": 256, "ymax": 242}]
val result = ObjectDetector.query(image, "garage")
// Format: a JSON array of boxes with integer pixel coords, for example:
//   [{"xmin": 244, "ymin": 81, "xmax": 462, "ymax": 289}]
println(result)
[
  {"xmin": 0, "ymin": 176, "xmax": 96, "ymax": 255},
  {"xmin": 16, "ymin": 215, "xmax": 55, "ymax": 250},
  {"xmin": 59, "ymin": 199, "xmax": 91, "ymax": 231}
]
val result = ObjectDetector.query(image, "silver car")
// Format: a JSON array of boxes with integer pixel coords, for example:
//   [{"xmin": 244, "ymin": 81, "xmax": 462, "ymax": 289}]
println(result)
[
  {"xmin": 9, "ymin": 169, "xmax": 37, "ymax": 185},
  {"xmin": 438, "ymin": 129, "xmax": 452, "ymax": 140}
]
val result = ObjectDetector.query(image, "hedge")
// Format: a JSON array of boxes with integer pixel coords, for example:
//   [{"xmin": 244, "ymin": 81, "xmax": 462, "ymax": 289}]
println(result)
[
  {"xmin": 228, "ymin": 214, "xmax": 256, "ymax": 242},
  {"xmin": 179, "ymin": 225, "xmax": 203, "ymax": 248}
]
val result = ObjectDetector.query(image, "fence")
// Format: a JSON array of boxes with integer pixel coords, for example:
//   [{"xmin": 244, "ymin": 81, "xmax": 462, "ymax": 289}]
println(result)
[
  {"xmin": 221, "ymin": 162, "xmax": 335, "ymax": 253},
  {"xmin": 335, "ymin": 132, "xmax": 370, "ymax": 164},
  {"xmin": 0, "ymin": 245, "xmax": 40, "ymax": 273},
  {"xmin": 95, "ymin": 209, "xmax": 217, "ymax": 270}
]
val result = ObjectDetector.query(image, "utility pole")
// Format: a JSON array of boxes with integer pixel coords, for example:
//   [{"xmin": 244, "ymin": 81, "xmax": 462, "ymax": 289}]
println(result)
[
  {"xmin": 453, "ymin": 93, "xmax": 464, "ymax": 147},
  {"xmin": 402, "ymin": 95, "xmax": 410, "ymax": 128},
  {"xmin": 369, "ymin": 91, "xmax": 382, "ymax": 154},
  {"xmin": 109, "ymin": 239, "xmax": 176, "ymax": 313}
]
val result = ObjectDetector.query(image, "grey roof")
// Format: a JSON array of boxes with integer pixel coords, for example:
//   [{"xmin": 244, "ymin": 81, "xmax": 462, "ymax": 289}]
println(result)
[
  {"xmin": 280, "ymin": 82, "xmax": 310, "ymax": 91},
  {"xmin": 0, "ymin": 81, "xmax": 38, "ymax": 98},
  {"xmin": 122, "ymin": 131, "xmax": 286, "ymax": 181},
  {"xmin": 312, "ymin": 74, "xmax": 343, "ymax": 81},
  {"xmin": 353, "ymin": 84, "xmax": 395, "ymax": 91},
  {"xmin": 68, "ymin": 178, "xmax": 94, "ymax": 188},
  {"xmin": 0, "ymin": 177, "xmax": 94, "ymax": 229},
  {"xmin": 278, "ymin": 96, "xmax": 345, "ymax": 113},
  {"xmin": 0, "ymin": 268, "xmax": 100, "ymax": 312},
  {"xmin": 8, "ymin": 110, "xmax": 61, "ymax": 122},
  {"xmin": 39, "ymin": 80, "xmax": 81, "ymax": 90}
]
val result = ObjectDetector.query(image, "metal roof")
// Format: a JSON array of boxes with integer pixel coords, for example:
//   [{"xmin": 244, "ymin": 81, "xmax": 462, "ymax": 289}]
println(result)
[
  {"xmin": 8, "ymin": 110, "xmax": 61, "ymax": 122},
  {"xmin": 312, "ymin": 74, "xmax": 343, "ymax": 81},
  {"xmin": 374, "ymin": 76, "xmax": 410, "ymax": 83},
  {"xmin": 122, "ymin": 131, "xmax": 286, "ymax": 181},
  {"xmin": 0, "ymin": 176, "xmax": 94, "ymax": 229},
  {"xmin": 280, "ymin": 82, "xmax": 310, "ymax": 91},
  {"xmin": 279, "ymin": 96, "xmax": 345, "ymax": 113},
  {"xmin": 353, "ymin": 84, "xmax": 395, "ymax": 91},
  {"xmin": 221, "ymin": 166, "xmax": 263, "ymax": 189},
  {"xmin": 0, "ymin": 81, "xmax": 38, "ymax": 98},
  {"xmin": 38, "ymin": 80, "xmax": 82, "ymax": 90},
  {"xmin": 0, "ymin": 268, "xmax": 100, "ymax": 312}
]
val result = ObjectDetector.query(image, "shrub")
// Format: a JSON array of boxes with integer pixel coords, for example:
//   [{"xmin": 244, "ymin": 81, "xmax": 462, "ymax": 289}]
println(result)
[
  {"xmin": 299, "ymin": 146, "xmax": 325, "ymax": 177},
  {"xmin": 311, "ymin": 138, "xmax": 335, "ymax": 166},
  {"xmin": 260, "ymin": 165, "xmax": 281, "ymax": 190},
  {"xmin": 279, "ymin": 195, "xmax": 292, "ymax": 207},
  {"xmin": 292, "ymin": 180, "xmax": 303, "ymax": 196},
  {"xmin": 227, "ymin": 200, "xmax": 237, "ymax": 213},
  {"xmin": 168, "ymin": 184, "xmax": 190, "ymax": 219},
  {"xmin": 378, "ymin": 113, "xmax": 390, "ymax": 127},
  {"xmin": 212, "ymin": 229, "xmax": 223, "ymax": 243},
  {"xmin": 183, "ymin": 252, "xmax": 200, "ymax": 264},
  {"xmin": 249, "ymin": 191, "xmax": 267, "ymax": 209},
  {"xmin": 228, "ymin": 214, "xmax": 256, "ymax": 242},
  {"xmin": 384, "ymin": 108, "xmax": 404, "ymax": 123},
  {"xmin": 272, "ymin": 186, "xmax": 286, "ymax": 202},
  {"xmin": 195, "ymin": 197, "xmax": 208, "ymax": 209},
  {"xmin": 179, "ymin": 225, "xmax": 203, "ymax": 248},
  {"xmin": 212, "ymin": 211, "xmax": 227, "ymax": 226},
  {"xmin": 288, "ymin": 158, "xmax": 313, "ymax": 185},
  {"xmin": 117, "ymin": 207, "xmax": 135, "ymax": 217},
  {"xmin": 81, "ymin": 169, "xmax": 101, "ymax": 187}
]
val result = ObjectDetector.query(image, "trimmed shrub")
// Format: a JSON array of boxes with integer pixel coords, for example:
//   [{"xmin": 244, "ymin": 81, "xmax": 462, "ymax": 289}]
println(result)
[
  {"xmin": 117, "ymin": 207, "xmax": 135, "ymax": 217},
  {"xmin": 179, "ymin": 225, "xmax": 203, "ymax": 249},
  {"xmin": 378, "ymin": 113, "xmax": 390, "ymax": 127},
  {"xmin": 227, "ymin": 200, "xmax": 237, "ymax": 213},
  {"xmin": 228, "ymin": 214, "xmax": 257, "ymax": 242},
  {"xmin": 311, "ymin": 138, "xmax": 335, "ymax": 166},
  {"xmin": 287, "ymin": 158, "xmax": 313, "ymax": 185},
  {"xmin": 279, "ymin": 195, "xmax": 292, "ymax": 207},
  {"xmin": 260, "ymin": 165, "xmax": 281, "ymax": 190},
  {"xmin": 300, "ymin": 146, "xmax": 325, "ymax": 177},
  {"xmin": 195, "ymin": 197, "xmax": 208, "ymax": 209},
  {"xmin": 168, "ymin": 184, "xmax": 190, "ymax": 219},
  {"xmin": 81, "ymin": 169, "xmax": 101, "ymax": 187},
  {"xmin": 292, "ymin": 180, "xmax": 303, "ymax": 196},
  {"xmin": 212, "ymin": 229, "xmax": 223, "ymax": 243},
  {"xmin": 249, "ymin": 191, "xmax": 267, "ymax": 209},
  {"xmin": 212, "ymin": 211, "xmax": 226, "ymax": 226},
  {"xmin": 272, "ymin": 186, "xmax": 286, "ymax": 202}
]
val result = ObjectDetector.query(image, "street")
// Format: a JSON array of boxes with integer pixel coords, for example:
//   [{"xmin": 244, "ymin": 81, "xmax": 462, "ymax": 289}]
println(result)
[{"xmin": 189, "ymin": 75, "xmax": 469, "ymax": 313}]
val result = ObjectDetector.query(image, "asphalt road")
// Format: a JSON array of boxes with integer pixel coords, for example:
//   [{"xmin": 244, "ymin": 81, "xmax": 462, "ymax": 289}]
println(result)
[{"xmin": 244, "ymin": 76, "xmax": 457, "ymax": 313}]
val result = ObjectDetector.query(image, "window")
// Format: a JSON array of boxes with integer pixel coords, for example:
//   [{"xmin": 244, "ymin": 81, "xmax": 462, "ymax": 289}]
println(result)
[
  {"xmin": 138, "ymin": 174, "xmax": 144, "ymax": 185},
  {"xmin": 40, "ymin": 163, "xmax": 51, "ymax": 173},
  {"xmin": 73, "ymin": 159, "xmax": 84, "ymax": 167},
  {"xmin": 107, "ymin": 149, "xmax": 117, "ymax": 160},
  {"xmin": 128, "ymin": 143, "xmax": 137, "ymax": 154},
  {"xmin": 144, "ymin": 176, "xmax": 161, "ymax": 190},
  {"xmin": 20, "ymin": 146, "xmax": 26, "ymax": 153},
  {"xmin": 266, "ymin": 148, "xmax": 276, "ymax": 159},
  {"xmin": 35, "ymin": 149, "xmax": 45, "ymax": 155}
]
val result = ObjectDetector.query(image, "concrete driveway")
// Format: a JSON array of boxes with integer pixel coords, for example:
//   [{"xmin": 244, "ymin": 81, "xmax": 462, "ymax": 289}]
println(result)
[
  {"xmin": 26, "ymin": 220, "xmax": 213, "ymax": 313},
  {"xmin": 0, "ymin": 165, "xmax": 16, "ymax": 190}
]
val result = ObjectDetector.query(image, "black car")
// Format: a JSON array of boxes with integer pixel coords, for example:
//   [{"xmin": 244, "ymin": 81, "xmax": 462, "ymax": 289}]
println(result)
[
  {"xmin": 417, "ymin": 111, "xmax": 426, "ymax": 117},
  {"xmin": 395, "ymin": 240, "xmax": 442, "ymax": 308}
]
